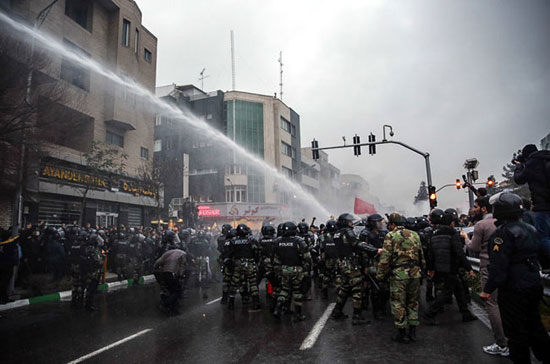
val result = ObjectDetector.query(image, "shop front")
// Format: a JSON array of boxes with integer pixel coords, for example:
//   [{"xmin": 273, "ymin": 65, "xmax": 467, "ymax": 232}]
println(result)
[
  {"xmin": 31, "ymin": 158, "xmax": 159, "ymax": 228},
  {"xmin": 196, "ymin": 202, "xmax": 292, "ymax": 231}
]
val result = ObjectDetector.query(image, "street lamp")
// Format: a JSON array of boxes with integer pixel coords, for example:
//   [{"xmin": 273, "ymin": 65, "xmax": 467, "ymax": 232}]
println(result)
[{"xmin": 226, "ymin": 177, "xmax": 236, "ymax": 227}]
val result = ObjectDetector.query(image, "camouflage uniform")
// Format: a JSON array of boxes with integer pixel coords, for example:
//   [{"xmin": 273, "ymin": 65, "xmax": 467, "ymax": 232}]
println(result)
[
  {"xmin": 72, "ymin": 241, "xmax": 103, "ymax": 310},
  {"xmin": 319, "ymin": 232, "xmax": 340, "ymax": 295},
  {"xmin": 377, "ymin": 225, "xmax": 425, "ymax": 330},
  {"xmin": 228, "ymin": 233, "xmax": 260, "ymax": 309},
  {"xmin": 272, "ymin": 233, "xmax": 310, "ymax": 321},
  {"xmin": 332, "ymin": 223, "xmax": 379, "ymax": 324}
]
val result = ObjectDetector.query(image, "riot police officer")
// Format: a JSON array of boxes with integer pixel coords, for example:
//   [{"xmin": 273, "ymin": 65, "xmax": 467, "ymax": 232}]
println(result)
[
  {"xmin": 217, "ymin": 224, "xmax": 233, "ymax": 304},
  {"xmin": 481, "ymin": 192, "xmax": 550, "ymax": 364},
  {"xmin": 259, "ymin": 225, "xmax": 277, "ymax": 309},
  {"xmin": 423, "ymin": 208, "xmax": 477, "ymax": 324},
  {"xmin": 227, "ymin": 224, "xmax": 261, "ymax": 311},
  {"xmin": 272, "ymin": 221, "xmax": 311, "ymax": 322},
  {"xmin": 297, "ymin": 221, "xmax": 314, "ymax": 301},
  {"xmin": 319, "ymin": 219, "xmax": 339, "ymax": 299},
  {"xmin": 332, "ymin": 213, "xmax": 380, "ymax": 325},
  {"xmin": 359, "ymin": 213, "xmax": 389, "ymax": 320}
]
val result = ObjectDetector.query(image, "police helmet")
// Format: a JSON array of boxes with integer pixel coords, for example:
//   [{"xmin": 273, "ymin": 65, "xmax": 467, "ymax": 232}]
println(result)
[
  {"xmin": 282, "ymin": 221, "xmax": 297, "ymax": 237},
  {"xmin": 429, "ymin": 208, "xmax": 445, "ymax": 225},
  {"xmin": 490, "ymin": 192, "xmax": 523, "ymax": 221},
  {"xmin": 337, "ymin": 213, "xmax": 355, "ymax": 228},
  {"xmin": 277, "ymin": 223, "xmax": 284, "ymax": 237},
  {"xmin": 366, "ymin": 214, "xmax": 383, "ymax": 229},
  {"xmin": 236, "ymin": 224, "xmax": 249, "ymax": 237},
  {"xmin": 443, "ymin": 208, "xmax": 459, "ymax": 225},
  {"xmin": 221, "ymin": 224, "xmax": 233, "ymax": 235},
  {"xmin": 415, "ymin": 216, "xmax": 430, "ymax": 230},
  {"xmin": 164, "ymin": 230, "xmax": 176, "ymax": 242},
  {"xmin": 297, "ymin": 222, "xmax": 309, "ymax": 234},
  {"xmin": 261, "ymin": 225, "xmax": 276, "ymax": 237},
  {"xmin": 404, "ymin": 217, "xmax": 417, "ymax": 230},
  {"xmin": 325, "ymin": 219, "xmax": 337, "ymax": 234},
  {"xmin": 78, "ymin": 230, "xmax": 89, "ymax": 241}
]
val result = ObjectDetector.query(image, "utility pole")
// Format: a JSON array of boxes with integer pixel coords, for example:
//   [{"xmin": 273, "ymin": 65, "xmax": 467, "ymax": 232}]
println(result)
[
  {"xmin": 198, "ymin": 68, "xmax": 209, "ymax": 91},
  {"xmin": 230, "ymin": 30, "xmax": 236, "ymax": 90},
  {"xmin": 311, "ymin": 125, "xmax": 434, "ymax": 212},
  {"xmin": 463, "ymin": 158, "xmax": 479, "ymax": 209},
  {"xmin": 278, "ymin": 51, "xmax": 283, "ymax": 101}
]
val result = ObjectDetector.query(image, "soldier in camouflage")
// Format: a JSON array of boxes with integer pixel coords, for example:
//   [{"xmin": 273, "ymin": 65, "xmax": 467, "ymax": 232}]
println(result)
[
  {"xmin": 272, "ymin": 221, "xmax": 311, "ymax": 322},
  {"xmin": 258, "ymin": 225, "xmax": 277, "ymax": 310},
  {"xmin": 377, "ymin": 213, "xmax": 425, "ymax": 343}
]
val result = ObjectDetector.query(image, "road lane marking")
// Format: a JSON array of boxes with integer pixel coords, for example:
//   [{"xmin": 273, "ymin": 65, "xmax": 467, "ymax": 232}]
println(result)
[
  {"xmin": 299, "ymin": 303, "xmax": 336, "ymax": 351},
  {"xmin": 206, "ymin": 297, "xmax": 222, "ymax": 305},
  {"xmin": 66, "ymin": 329, "xmax": 152, "ymax": 364}
]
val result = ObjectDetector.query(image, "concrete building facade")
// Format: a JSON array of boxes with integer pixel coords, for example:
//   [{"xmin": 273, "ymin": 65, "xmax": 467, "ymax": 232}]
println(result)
[{"xmin": 0, "ymin": 0, "xmax": 158, "ymax": 228}]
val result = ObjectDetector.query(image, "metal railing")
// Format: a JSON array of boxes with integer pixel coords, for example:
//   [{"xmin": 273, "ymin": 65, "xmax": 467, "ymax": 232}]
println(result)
[{"xmin": 467, "ymin": 256, "xmax": 550, "ymax": 296}]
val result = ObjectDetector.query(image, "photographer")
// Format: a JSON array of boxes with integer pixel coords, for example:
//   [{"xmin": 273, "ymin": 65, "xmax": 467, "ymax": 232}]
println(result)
[{"xmin": 513, "ymin": 144, "xmax": 550, "ymax": 255}]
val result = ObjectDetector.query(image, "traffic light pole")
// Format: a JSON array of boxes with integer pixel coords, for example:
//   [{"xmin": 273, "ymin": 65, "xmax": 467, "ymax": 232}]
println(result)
[{"xmin": 312, "ymin": 139, "xmax": 433, "ymax": 187}]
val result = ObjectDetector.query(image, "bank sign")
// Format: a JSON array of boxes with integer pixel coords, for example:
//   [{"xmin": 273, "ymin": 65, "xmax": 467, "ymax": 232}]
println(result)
[
  {"xmin": 40, "ymin": 162, "xmax": 157, "ymax": 199},
  {"xmin": 197, "ymin": 203, "xmax": 285, "ymax": 218}
]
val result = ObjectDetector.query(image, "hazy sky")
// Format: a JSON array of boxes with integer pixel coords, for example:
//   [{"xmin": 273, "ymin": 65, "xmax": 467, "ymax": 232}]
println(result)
[{"xmin": 138, "ymin": 0, "xmax": 549, "ymax": 215}]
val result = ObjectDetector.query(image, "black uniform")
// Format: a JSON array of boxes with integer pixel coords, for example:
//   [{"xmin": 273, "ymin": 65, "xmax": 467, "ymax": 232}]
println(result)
[
  {"xmin": 424, "ymin": 225, "xmax": 476, "ymax": 321},
  {"xmin": 484, "ymin": 221, "xmax": 550, "ymax": 364}
]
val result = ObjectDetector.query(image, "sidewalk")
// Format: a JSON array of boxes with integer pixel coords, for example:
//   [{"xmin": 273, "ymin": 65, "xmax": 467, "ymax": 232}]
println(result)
[{"xmin": 0, "ymin": 274, "xmax": 157, "ymax": 312}]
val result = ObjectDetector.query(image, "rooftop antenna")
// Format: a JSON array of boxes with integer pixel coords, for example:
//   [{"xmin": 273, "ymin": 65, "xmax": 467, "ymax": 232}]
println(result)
[
  {"xmin": 230, "ymin": 30, "xmax": 236, "ymax": 90},
  {"xmin": 278, "ymin": 51, "xmax": 283, "ymax": 100},
  {"xmin": 198, "ymin": 68, "xmax": 209, "ymax": 91}
]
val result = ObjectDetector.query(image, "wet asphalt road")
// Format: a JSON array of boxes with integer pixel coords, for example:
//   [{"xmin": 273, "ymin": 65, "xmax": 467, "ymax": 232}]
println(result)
[{"xmin": 0, "ymin": 282, "xmax": 509, "ymax": 364}]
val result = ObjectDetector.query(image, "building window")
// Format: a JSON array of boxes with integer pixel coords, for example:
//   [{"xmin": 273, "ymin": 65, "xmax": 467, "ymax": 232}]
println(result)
[
  {"xmin": 60, "ymin": 39, "xmax": 90, "ymax": 91},
  {"xmin": 291, "ymin": 124, "xmax": 296, "ymax": 136},
  {"xmin": 282, "ymin": 166, "xmax": 295, "ymax": 180},
  {"xmin": 65, "ymin": 0, "xmax": 92, "ymax": 31},
  {"xmin": 225, "ymin": 186, "xmax": 247, "ymax": 203},
  {"xmin": 106, "ymin": 131, "xmax": 124, "ymax": 147},
  {"xmin": 140, "ymin": 147, "xmax": 149, "ymax": 160},
  {"xmin": 154, "ymin": 139, "xmax": 162, "ymax": 152},
  {"xmin": 134, "ymin": 29, "xmax": 139, "ymax": 53},
  {"xmin": 155, "ymin": 115, "xmax": 161, "ymax": 126},
  {"xmin": 144, "ymin": 48, "xmax": 152, "ymax": 63},
  {"xmin": 122, "ymin": 19, "xmax": 130, "ymax": 47},
  {"xmin": 281, "ymin": 142, "xmax": 295, "ymax": 158},
  {"xmin": 281, "ymin": 117, "xmax": 291, "ymax": 133}
]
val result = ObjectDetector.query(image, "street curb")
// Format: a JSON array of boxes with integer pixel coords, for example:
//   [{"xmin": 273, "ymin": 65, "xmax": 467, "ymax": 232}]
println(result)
[{"xmin": 0, "ymin": 274, "xmax": 157, "ymax": 312}]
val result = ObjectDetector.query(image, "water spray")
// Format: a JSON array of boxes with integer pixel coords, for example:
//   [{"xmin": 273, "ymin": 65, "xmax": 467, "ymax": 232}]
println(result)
[{"xmin": 0, "ymin": 11, "xmax": 331, "ymax": 220}]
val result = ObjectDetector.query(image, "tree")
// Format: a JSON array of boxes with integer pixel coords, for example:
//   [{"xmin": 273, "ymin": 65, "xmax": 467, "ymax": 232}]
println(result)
[
  {"xmin": 0, "ymin": 28, "xmax": 85, "ymax": 227},
  {"xmin": 500, "ymin": 151, "xmax": 530, "ymax": 199},
  {"xmin": 76, "ymin": 141, "xmax": 128, "ymax": 225},
  {"xmin": 137, "ymin": 159, "xmax": 170, "ymax": 230},
  {"xmin": 413, "ymin": 181, "xmax": 429, "ymax": 205}
]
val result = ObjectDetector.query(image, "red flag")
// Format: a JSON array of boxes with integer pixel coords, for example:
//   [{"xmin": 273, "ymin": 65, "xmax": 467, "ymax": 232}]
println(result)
[{"xmin": 354, "ymin": 197, "xmax": 377, "ymax": 215}]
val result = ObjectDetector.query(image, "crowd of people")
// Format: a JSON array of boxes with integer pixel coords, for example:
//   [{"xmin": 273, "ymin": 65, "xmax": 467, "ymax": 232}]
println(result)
[{"xmin": 1, "ymin": 143, "xmax": 549, "ymax": 364}]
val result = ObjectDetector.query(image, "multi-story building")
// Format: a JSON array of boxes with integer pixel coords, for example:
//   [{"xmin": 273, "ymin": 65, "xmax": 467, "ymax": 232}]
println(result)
[
  {"xmin": 300, "ymin": 151, "xmax": 321, "ymax": 197},
  {"xmin": 0, "ymin": 0, "xmax": 157, "ymax": 228},
  {"xmin": 154, "ymin": 84, "xmax": 226, "ymax": 219},
  {"xmin": 301, "ymin": 147, "xmax": 341, "ymax": 213},
  {"xmin": 164, "ymin": 91, "xmax": 299, "ymax": 228}
]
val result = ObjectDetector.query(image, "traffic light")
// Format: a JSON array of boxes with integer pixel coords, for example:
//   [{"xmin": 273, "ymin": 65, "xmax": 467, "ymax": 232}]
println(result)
[
  {"xmin": 487, "ymin": 175, "xmax": 495, "ymax": 188},
  {"xmin": 456, "ymin": 179, "xmax": 461, "ymax": 190},
  {"xmin": 428, "ymin": 185, "xmax": 437, "ymax": 209},
  {"xmin": 368, "ymin": 133, "xmax": 376, "ymax": 155},
  {"xmin": 312, "ymin": 139, "xmax": 319, "ymax": 160},
  {"xmin": 353, "ymin": 134, "xmax": 361, "ymax": 156}
]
